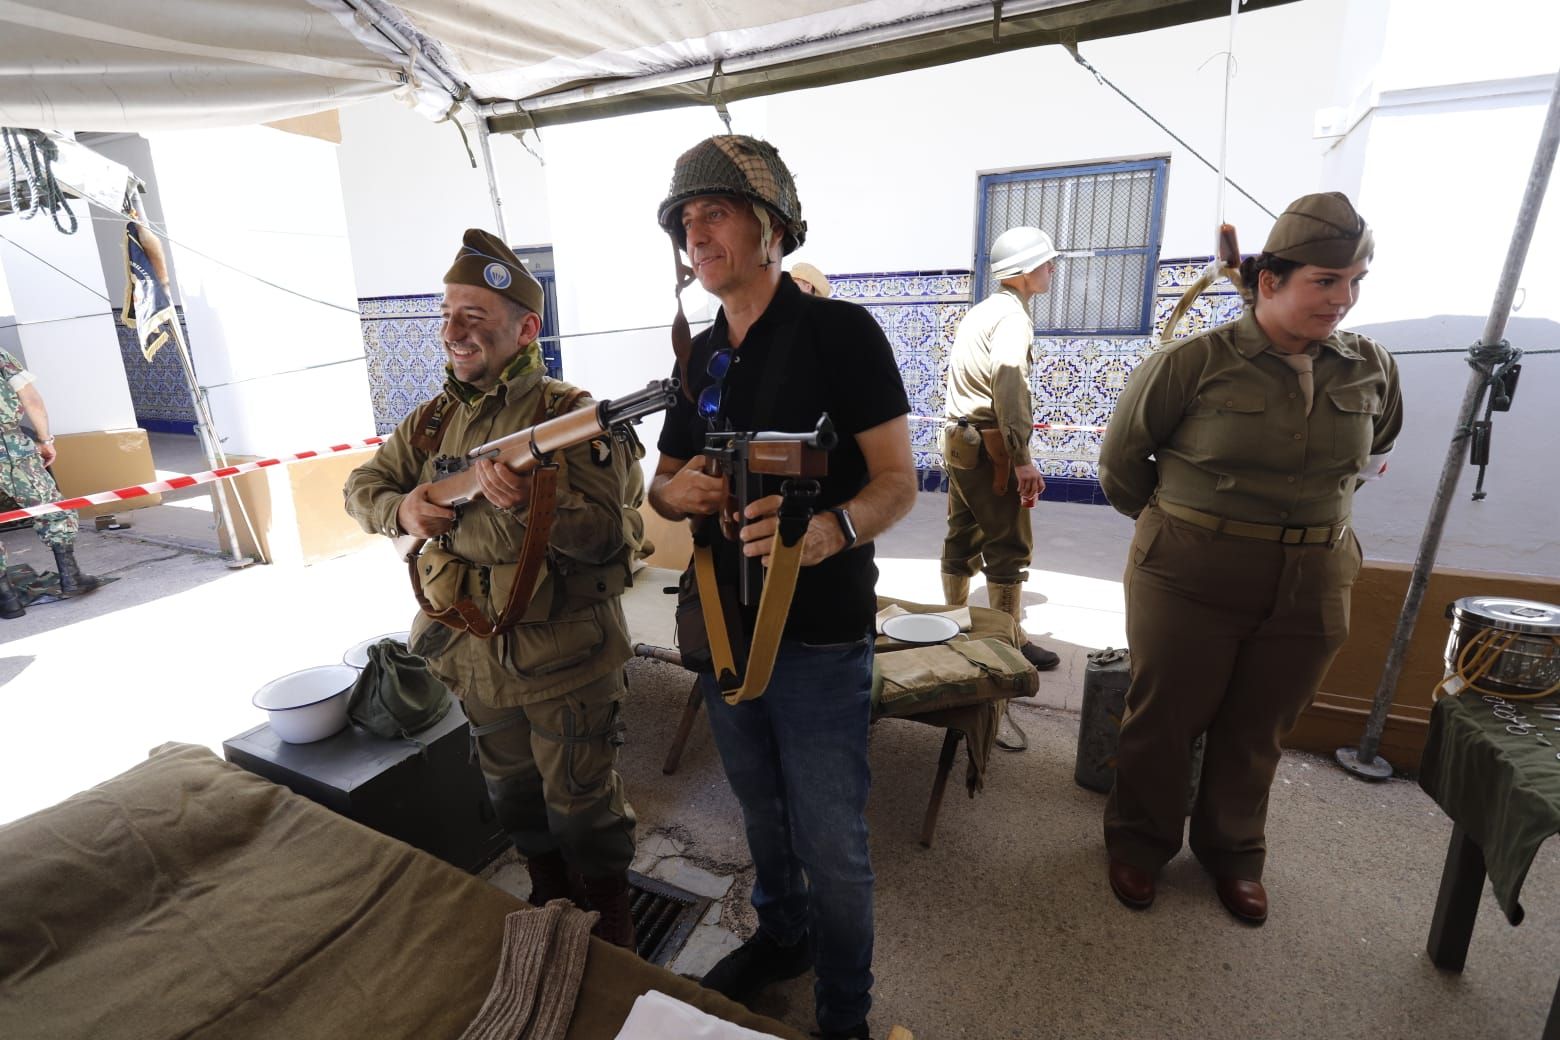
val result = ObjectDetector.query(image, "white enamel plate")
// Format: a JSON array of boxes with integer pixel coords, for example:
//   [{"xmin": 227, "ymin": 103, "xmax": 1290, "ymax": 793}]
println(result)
[{"xmin": 882, "ymin": 613, "xmax": 961, "ymax": 645}]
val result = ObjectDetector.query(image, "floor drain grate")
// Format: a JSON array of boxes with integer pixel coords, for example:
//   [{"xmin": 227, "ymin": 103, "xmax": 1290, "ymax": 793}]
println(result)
[{"xmin": 627, "ymin": 869, "xmax": 712, "ymax": 967}]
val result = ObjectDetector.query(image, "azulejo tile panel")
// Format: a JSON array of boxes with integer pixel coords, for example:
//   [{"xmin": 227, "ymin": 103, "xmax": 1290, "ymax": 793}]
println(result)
[
  {"xmin": 828, "ymin": 257, "xmax": 1242, "ymax": 490},
  {"xmin": 114, "ymin": 307, "xmax": 198, "ymax": 429},
  {"xmin": 360, "ymin": 293, "xmax": 450, "ymax": 435}
]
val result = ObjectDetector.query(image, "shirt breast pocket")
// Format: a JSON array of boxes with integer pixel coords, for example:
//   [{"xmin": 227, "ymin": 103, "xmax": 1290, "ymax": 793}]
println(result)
[
  {"xmin": 1185, "ymin": 390, "xmax": 1267, "ymax": 457},
  {"xmin": 1325, "ymin": 386, "xmax": 1382, "ymax": 463}
]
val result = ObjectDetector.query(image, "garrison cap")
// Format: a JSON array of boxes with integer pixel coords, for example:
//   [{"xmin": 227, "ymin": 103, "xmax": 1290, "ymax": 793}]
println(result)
[
  {"xmin": 1263, "ymin": 192, "xmax": 1374, "ymax": 268},
  {"xmin": 444, "ymin": 228, "xmax": 545, "ymax": 316}
]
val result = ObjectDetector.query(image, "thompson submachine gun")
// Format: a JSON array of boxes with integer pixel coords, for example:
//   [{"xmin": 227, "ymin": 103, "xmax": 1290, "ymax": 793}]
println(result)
[
  {"xmin": 700, "ymin": 413, "xmax": 838, "ymax": 606},
  {"xmin": 390, "ymin": 378, "xmax": 679, "ymax": 560}
]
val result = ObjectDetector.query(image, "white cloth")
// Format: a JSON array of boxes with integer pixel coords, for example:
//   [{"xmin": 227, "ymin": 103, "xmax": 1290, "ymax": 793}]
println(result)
[
  {"xmin": 7, "ymin": 369, "xmax": 35, "ymax": 392},
  {"xmin": 1358, "ymin": 450, "xmax": 1392, "ymax": 482},
  {"xmin": 612, "ymin": 990, "xmax": 777, "ymax": 1040}
]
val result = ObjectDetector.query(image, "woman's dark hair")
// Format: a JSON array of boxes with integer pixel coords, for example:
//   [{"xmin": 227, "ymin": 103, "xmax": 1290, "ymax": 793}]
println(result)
[{"xmin": 1237, "ymin": 253, "xmax": 1303, "ymax": 308}]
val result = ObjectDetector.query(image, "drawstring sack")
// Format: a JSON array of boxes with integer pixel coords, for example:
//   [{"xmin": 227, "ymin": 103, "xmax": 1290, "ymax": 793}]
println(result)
[{"xmin": 348, "ymin": 639, "xmax": 453, "ymax": 739}]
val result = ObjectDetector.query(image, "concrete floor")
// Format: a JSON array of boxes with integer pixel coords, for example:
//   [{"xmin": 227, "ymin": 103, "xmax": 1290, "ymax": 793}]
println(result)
[{"xmin": 3, "ymin": 438, "xmax": 1559, "ymax": 1038}]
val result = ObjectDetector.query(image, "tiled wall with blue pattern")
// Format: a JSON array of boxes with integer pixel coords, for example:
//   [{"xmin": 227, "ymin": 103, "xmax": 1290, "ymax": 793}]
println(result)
[
  {"xmin": 113, "ymin": 307, "xmax": 198, "ymax": 433},
  {"xmin": 119, "ymin": 262, "xmax": 1243, "ymax": 483},
  {"xmin": 834, "ymin": 257, "xmax": 1243, "ymax": 499}
]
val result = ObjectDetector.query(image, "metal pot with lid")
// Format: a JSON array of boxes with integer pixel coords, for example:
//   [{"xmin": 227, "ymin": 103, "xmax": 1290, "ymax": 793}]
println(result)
[{"xmin": 1444, "ymin": 596, "xmax": 1560, "ymax": 696}]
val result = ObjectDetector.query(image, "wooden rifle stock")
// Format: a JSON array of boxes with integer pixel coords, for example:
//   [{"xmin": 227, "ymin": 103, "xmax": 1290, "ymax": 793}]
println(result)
[{"xmin": 389, "ymin": 379, "xmax": 679, "ymax": 560}]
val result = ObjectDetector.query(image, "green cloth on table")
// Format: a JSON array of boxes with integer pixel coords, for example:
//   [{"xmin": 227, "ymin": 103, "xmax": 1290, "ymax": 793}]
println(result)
[{"xmin": 1419, "ymin": 694, "xmax": 1560, "ymax": 925}]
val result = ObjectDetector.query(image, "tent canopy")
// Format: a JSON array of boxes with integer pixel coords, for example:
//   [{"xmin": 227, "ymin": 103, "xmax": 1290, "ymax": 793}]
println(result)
[{"xmin": 0, "ymin": 0, "xmax": 1296, "ymax": 134}]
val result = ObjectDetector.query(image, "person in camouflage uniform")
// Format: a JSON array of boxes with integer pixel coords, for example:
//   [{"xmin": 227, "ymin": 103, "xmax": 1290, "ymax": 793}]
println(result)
[
  {"xmin": 0, "ymin": 348, "xmax": 95, "ymax": 619},
  {"xmin": 344, "ymin": 229, "xmax": 640, "ymax": 949}
]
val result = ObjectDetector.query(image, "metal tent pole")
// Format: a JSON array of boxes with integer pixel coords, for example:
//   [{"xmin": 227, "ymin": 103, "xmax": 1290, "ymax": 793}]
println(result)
[
  {"xmin": 476, "ymin": 125, "xmax": 508, "ymax": 241},
  {"xmin": 131, "ymin": 193, "xmax": 256, "ymax": 567},
  {"xmin": 1336, "ymin": 68, "xmax": 1560, "ymax": 780}
]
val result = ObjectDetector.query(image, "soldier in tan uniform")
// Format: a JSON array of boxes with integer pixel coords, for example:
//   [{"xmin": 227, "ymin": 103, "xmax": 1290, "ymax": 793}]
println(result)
[
  {"xmin": 1098, "ymin": 193, "xmax": 1402, "ymax": 925},
  {"xmin": 941, "ymin": 226, "xmax": 1061, "ymax": 670},
  {"xmin": 344, "ymin": 229, "xmax": 639, "ymax": 946}
]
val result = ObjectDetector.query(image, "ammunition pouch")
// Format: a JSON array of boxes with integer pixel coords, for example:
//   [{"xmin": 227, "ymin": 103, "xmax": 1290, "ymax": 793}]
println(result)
[{"xmin": 414, "ymin": 546, "xmax": 467, "ymax": 614}]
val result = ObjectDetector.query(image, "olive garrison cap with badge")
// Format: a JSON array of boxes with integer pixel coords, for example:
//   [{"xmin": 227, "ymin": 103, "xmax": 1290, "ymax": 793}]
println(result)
[
  {"xmin": 444, "ymin": 228, "xmax": 545, "ymax": 316},
  {"xmin": 1262, "ymin": 192, "xmax": 1374, "ymax": 268},
  {"xmin": 657, "ymin": 135, "xmax": 807, "ymax": 255}
]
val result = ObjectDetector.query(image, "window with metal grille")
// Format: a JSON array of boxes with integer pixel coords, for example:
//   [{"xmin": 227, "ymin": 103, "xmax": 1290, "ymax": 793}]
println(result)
[{"xmin": 974, "ymin": 158, "xmax": 1169, "ymax": 335}]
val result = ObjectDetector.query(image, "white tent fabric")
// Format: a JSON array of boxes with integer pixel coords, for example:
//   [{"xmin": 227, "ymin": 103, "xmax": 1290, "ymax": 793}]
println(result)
[{"xmin": 0, "ymin": 0, "xmax": 1292, "ymax": 134}]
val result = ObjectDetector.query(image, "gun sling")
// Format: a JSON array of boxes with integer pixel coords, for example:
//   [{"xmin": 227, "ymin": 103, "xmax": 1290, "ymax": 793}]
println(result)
[
  {"xmin": 692, "ymin": 504, "xmax": 809, "ymax": 705},
  {"xmin": 406, "ymin": 389, "xmax": 574, "ymax": 638}
]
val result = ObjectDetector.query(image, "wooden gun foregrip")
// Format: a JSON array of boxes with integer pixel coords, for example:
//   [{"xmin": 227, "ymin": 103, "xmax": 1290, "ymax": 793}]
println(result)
[{"xmin": 747, "ymin": 443, "xmax": 828, "ymax": 478}]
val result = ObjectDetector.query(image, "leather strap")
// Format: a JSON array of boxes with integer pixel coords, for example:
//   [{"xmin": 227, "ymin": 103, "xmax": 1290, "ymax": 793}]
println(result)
[
  {"xmin": 693, "ymin": 508, "xmax": 808, "ymax": 705},
  {"xmin": 1155, "ymin": 498, "xmax": 1346, "ymax": 546},
  {"xmin": 407, "ymin": 388, "xmax": 571, "ymax": 637}
]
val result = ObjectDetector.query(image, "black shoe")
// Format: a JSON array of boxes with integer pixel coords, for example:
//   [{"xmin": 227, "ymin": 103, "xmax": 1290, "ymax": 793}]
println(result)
[
  {"xmin": 700, "ymin": 930, "xmax": 813, "ymax": 1005},
  {"xmin": 812, "ymin": 1026, "xmax": 871, "ymax": 1040},
  {"xmin": 1020, "ymin": 641, "xmax": 1061, "ymax": 671}
]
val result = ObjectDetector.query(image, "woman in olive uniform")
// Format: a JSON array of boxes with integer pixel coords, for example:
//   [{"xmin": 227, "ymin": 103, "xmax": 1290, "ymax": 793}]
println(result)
[{"xmin": 1097, "ymin": 193, "xmax": 1402, "ymax": 925}]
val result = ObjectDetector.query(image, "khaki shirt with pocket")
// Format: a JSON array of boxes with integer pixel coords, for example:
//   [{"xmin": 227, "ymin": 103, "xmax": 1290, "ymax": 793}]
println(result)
[
  {"xmin": 344, "ymin": 364, "xmax": 634, "ymax": 707},
  {"xmin": 944, "ymin": 289, "xmax": 1035, "ymax": 466},
  {"xmin": 1099, "ymin": 309, "xmax": 1403, "ymax": 527}
]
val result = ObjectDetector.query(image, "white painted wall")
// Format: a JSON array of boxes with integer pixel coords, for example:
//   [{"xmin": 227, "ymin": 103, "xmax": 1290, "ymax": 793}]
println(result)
[
  {"xmin": 0, "ymin": 200, "xmax": 136, "ymax": 434},
  {"xmin": 148, "ymin": 125, "xmax": 373, "ymax": 456},
  {"xmin": 336, "ymin": 97, "xmax": 553, "ymax": 297}
]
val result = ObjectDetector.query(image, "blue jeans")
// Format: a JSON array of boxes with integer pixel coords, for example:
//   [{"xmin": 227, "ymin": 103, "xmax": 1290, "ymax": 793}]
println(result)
[{"xmin": 700, "ymin": 636, "xmax": 876, "ymax": 1032}]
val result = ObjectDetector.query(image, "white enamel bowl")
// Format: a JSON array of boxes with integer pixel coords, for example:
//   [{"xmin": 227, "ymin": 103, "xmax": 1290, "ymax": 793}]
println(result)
[
  {"xmin": 342, "ymin": 631, "xmax": 411, "ymax": 671},
  {"xmin": 252, "ymin": 665, "xmax": 359, "ymax": 744}
]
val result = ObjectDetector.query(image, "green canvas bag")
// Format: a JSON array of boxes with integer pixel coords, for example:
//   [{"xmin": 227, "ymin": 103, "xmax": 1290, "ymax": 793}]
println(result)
[{"xmin": 348, "ymin": 639, "xmax": 453, "ymax": 739}]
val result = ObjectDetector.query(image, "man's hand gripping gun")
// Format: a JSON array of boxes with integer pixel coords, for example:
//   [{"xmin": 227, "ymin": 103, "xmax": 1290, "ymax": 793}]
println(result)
[
  {"xmin": 700, "ymin": 414, "xmax": 838, "ymax": 607},
  {"xmin": 389, "ymin": 379, "xmax": 679, "ymax": 561}
]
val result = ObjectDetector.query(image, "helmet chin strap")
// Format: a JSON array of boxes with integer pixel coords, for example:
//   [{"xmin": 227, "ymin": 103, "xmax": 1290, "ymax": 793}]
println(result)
[{"xmin": 752, "ymin": 202, "xmax": 777, "ymax": 269}]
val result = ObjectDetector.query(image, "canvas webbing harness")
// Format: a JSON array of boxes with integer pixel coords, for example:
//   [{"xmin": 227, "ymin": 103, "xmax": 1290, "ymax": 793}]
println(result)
[
  {"xmin": 687, "ymin": 303, "xmax": 815, "ymax": 705},
  {"xmin": 405, "ymin": 384, "xmax": 590, "ymax": 638}
]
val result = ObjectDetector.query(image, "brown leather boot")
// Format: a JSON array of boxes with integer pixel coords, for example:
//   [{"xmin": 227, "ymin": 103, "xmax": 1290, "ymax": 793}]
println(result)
[
  {"xmin": 987, "ymin": 581, "xmax": 1060, "ymax": 670},
  {"xmin": 941, "ymin": 573, "xmax": 969, "ymax": 607},
  {"xmin": 0, "ymin": 571, "xmax": 24, "ymax": 619},
  {"xmin": 582, "ymin": 874, "xmax": 637, "ymax": 950},
  {"xmin": 524, "ymin": 850, "xmax": 574, "ymax": 908}
]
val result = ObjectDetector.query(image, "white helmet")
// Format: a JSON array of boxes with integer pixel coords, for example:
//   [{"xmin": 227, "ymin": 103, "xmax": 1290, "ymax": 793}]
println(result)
[{"xmin": 990, "ymin": 226, "xmax": 1058, "ymax": 279}]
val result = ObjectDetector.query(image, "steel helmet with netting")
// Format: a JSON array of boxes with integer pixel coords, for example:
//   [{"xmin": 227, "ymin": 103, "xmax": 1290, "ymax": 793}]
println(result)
[
  {"xmin": 990, "ymin": 226, "xmax": 1059, "ymax": 279},
  {"xmin": 657, "ymin": 135, "xmax": 806, "ymax": 255}
]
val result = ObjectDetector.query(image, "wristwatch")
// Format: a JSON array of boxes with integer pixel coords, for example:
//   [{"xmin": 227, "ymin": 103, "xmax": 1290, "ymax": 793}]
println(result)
[{"xmin": 828, "ymin": 506, "xmax": 857, "ymax": 551}]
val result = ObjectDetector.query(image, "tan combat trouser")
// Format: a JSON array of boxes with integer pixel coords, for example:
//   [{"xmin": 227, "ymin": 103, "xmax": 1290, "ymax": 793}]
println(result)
[
  {"xmin": 464, "ymin": 670, "xmax": 637, "ymax": 878},
  {"xmin": 941, "ymin": 454, "xmax": 1033, "ymax": 585},
  {"xmin": 1103, "ymin": 503, "xmax": 1361, "ymax": 881}
]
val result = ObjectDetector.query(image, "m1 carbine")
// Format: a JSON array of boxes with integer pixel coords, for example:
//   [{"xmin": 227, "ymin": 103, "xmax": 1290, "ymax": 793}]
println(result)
[
  {"xmin": 701, "ymin": 414, "xmax": 838, "ymax": 606},
  {"xmin": 390, "ymin": 378, "xmax": 679, "ymax": 560}
]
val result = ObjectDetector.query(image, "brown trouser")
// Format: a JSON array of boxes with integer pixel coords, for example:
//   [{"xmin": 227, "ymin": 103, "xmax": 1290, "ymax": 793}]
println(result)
[
  {"xmin": 1103, "ymin": 503, "xmax": 1361, "ymax": 880},
  {"xmin": 464, "ymin": 670, "xmax": 637, "ymax": 877},
  {"xmin": 942, "ymin": 454, "xmax": 1033, "ymax": 585}
]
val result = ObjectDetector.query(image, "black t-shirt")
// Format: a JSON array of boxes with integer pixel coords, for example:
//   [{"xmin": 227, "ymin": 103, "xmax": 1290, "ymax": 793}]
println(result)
[{"xmin": 658, "ymin": 274, "xmax": 911, "ymax": 644}]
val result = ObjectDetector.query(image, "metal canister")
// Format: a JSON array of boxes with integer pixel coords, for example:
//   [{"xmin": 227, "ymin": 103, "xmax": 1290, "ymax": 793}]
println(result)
[
  {"xmin": 1074, "ymin": 646, "xmax": 1204, "ymax": 810},
  {"xmin": 1445, "ymin": 596, "xmax": 1560, "ymax": 695}
]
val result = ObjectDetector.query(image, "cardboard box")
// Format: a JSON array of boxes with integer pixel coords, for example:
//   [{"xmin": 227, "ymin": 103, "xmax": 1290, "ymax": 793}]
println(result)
[
  {"xmin": 47, "ymin": 428, "xmax": 160, "ymax": 519},
  {"xmin": 216, "ymin": 448, "xmax": 379, "ymax": 566}
]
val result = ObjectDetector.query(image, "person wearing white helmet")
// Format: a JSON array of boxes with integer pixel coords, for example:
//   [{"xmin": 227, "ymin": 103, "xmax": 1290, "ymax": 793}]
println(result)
[{"xmin": 939, "ymin": 225, "xmax": 1061, "ymax": 671}]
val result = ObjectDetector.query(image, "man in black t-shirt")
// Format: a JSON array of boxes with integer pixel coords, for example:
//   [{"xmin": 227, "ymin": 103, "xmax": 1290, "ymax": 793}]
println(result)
[{"xmin": 648, "ymin": 136, "xmax": 915, "ymax": 1040}]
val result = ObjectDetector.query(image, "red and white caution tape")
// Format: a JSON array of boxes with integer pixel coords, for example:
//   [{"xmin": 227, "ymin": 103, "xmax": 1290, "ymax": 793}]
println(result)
[
  {"xmin": 0, "ymin": 437, "xmax": 384, "ymax": 526},
  {"xmin": 907, "ymin": 415, "xmax": 1107, "ymax": 433}
]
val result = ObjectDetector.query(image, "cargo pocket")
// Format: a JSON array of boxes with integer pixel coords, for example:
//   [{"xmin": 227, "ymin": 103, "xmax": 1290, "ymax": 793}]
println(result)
[
  {"xmin": 511, "ymin": 612, "xmax": 606, "ymax": 679},
  {"xmin": 1327, "ymin": 386, "xmax": 1381, "ymax": 464}
]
